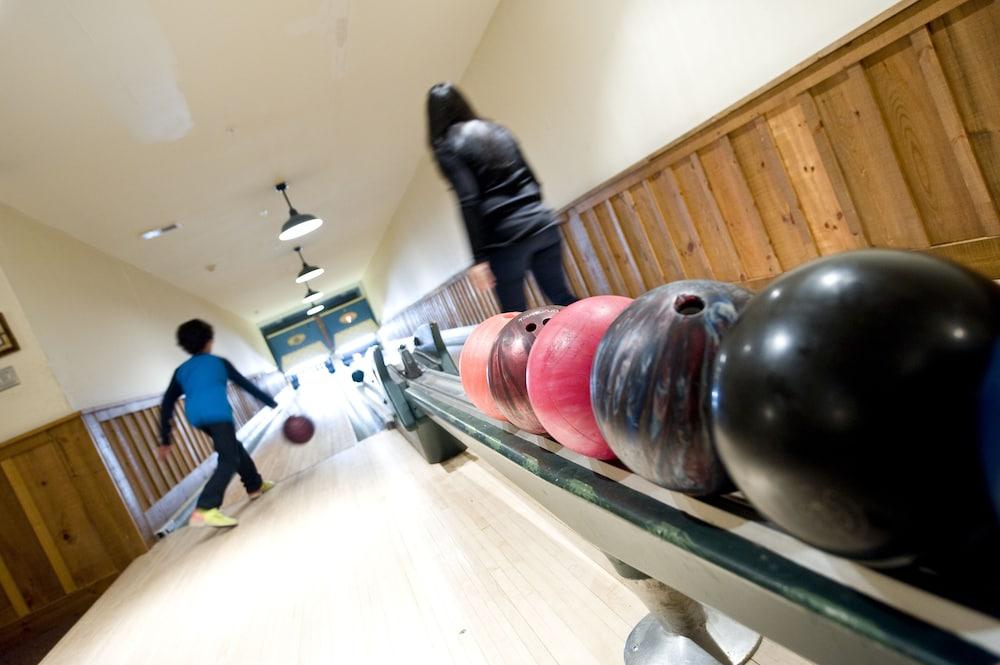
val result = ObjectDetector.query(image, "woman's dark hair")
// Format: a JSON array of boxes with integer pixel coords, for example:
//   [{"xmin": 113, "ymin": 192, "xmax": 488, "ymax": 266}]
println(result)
[
  {"xmin": 427, "ymin": 82, "xmax": 477, "ymax": 146},
  {"xmin": 176, "ymin": 319, "xmax": 214, "ymax": 355}
]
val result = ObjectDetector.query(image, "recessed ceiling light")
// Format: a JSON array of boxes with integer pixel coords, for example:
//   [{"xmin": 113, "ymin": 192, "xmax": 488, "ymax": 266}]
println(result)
[{"xmin": 141, "ymin": 223, "xmax": 180, "ymax": 240}]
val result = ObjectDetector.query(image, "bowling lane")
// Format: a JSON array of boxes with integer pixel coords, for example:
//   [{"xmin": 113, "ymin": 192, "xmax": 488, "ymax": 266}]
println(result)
[{"xmin": 40, "ymin": 378, "xmax": 812, "ymax": 665}]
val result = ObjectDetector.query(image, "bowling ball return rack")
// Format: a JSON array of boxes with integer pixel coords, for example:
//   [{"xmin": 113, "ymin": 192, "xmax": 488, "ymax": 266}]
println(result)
[{"xmin": 370, "ymin": 323, "xmax": 1000, "ymax": 665}]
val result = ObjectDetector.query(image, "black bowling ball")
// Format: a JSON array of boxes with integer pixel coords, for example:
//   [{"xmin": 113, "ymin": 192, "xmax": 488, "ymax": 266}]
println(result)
[{"xmin": 711, "ymin": 250, "xmax": 1000, "ymax": 565}]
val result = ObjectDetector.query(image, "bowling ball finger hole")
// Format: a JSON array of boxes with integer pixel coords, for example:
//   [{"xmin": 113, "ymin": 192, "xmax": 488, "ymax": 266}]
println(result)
[
  {"xmin": 674, "ymin": 294, "xmax": 705, "ymax": 316},
  {"xmin": 542, "ymin": 318, "xmax": 551, "ymax": 325},
  {"xmin": 526, "ymin": 323, "xmax": 537, "ymax": 332}
]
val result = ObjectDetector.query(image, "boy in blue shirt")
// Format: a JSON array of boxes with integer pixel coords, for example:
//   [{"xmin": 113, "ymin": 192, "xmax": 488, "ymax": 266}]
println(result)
[{"xmin": 158, "ymin": 319, "xmax": 279, "ymax": 528}]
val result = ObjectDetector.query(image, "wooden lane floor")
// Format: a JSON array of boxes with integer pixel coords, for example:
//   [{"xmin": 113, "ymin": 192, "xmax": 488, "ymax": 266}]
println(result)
[{"xmin": 40, "ymin": 394, "xmax": 811, "ymax": 664}]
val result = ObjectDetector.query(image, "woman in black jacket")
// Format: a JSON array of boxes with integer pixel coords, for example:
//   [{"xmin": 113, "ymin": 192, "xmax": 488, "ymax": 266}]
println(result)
[{"xmin": 427, "ymin": 82, "xmax": 577, "ymax": 312}]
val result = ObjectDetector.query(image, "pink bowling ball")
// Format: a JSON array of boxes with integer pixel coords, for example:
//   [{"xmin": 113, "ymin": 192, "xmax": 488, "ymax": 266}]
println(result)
[{"xmin": 526, "ymin": 296, "xmax": 632, "ymax": 459}]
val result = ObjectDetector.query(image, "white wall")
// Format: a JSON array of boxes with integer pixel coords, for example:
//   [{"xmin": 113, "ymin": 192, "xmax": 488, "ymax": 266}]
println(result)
[
  {"xmin": 0, "ymin": 263, "xmax": 72, "ymax": 441},
  {"xmin": 364, "ymin": 0, "xmax": 899, "ymax": 319},
  {"xmin": 0, "ymin": 204, "xmax": 274, "ymax": 412}
]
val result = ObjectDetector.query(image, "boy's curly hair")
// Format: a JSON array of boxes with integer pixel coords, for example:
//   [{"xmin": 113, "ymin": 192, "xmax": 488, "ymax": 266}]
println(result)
[{"xmin": 176, "ymin": 319, "xmax": 214, "ymax": 355}]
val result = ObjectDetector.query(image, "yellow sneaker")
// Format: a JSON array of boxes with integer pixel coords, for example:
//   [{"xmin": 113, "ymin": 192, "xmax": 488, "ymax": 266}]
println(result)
[
  {"xmin": 248, "ymin": 480, "xmax": 276, "ymax": 501},
  {"xmin": 189, "ymin": 508, "xmax": 238, "ymax": 528}
]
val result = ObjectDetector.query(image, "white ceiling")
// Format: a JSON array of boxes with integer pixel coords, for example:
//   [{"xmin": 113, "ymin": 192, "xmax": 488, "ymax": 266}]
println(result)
[{"xmin": 0, "ymin": 0, "xmax": 499, "ymax": 322}]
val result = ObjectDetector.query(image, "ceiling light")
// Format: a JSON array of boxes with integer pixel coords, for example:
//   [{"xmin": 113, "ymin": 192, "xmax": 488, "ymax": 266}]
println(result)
[
  {"xmin": 275, "ymin": 182, "xmax": 323, "ymax": 241},
  {"xmin": 303, "ymin": 286, "xmax": 324, "ymax": 304},
  {"xmin": 307, "ymin": 303, "xmax": 325, "ymax": 316},
  {"xmin": 141, "ymin": 222, "xmax": 180, "ymax": 240},
  {"xmin": 293, "ymin": 246, "xmax": 325, "ymax": 284}
]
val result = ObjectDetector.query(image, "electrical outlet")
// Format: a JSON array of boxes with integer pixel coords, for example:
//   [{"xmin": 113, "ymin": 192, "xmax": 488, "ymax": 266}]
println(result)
[{"xmin": 0, "ymin": 366, "xmax": 20, "ymax": 392}]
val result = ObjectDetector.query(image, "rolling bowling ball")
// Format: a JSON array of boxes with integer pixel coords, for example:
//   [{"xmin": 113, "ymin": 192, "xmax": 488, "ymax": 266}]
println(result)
[
  {"xmin": 591, "ymin": 281, "xmax": 752, "ymax": 493},
  {"xmin": 527, "ymin": 296, "xmax": 633, "ymax": 459},
  {"xmin": 712, "ymin": 250, "xmax": 1000, "ymax": 564},
  {"xmin": 460, "ymin": 312, "xmax": 520, "ymax": 420},
  {"xmin": 488, "ymin": 306, "xmax": 564, "ymax": 433},
  {"xmin": 351, "ymin": 369, "xmax": 365, "ymax": 383},
  {"xmin": 283, "ymin": 415, "xmax": 315, "ymax": 444}
]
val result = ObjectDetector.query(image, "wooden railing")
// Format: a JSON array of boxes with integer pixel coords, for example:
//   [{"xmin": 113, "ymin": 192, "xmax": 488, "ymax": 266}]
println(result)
[
  {"xmin": 81, "ymin": 371, "xmax": 286, "ymax": 543},
  {"xmin": 0, "ymin": 370, "xmax": 285, "ymax": 646},
  {"xmin": 380, "ymin": 0, "xmax": 1000, "ymax": 340}
]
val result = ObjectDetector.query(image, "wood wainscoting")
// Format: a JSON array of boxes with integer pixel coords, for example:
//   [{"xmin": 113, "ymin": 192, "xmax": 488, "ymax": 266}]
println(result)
[
  {"xmin": 0, "ymin": 370, "xmax": 285, "ymax": 648},
  {"xmin": 379, "ymin": 0, "xmax": 1000, "ymax": 341}
]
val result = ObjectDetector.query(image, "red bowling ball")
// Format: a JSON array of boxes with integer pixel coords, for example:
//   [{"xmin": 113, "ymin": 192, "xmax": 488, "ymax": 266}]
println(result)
[
  {"xmin": 283, "ymin": 415, "xmax": 315, "ymax": 444},
  {"xmin": 459, "ymin": 312, "xmax": 519, "ymax": 421},
  {"xmin": 526, "ymin": 296, "xmax": 632, "ymax": 460},
  {"xmin": 487, "ymin": 306, "xmax": 563, "ymax": 434}
]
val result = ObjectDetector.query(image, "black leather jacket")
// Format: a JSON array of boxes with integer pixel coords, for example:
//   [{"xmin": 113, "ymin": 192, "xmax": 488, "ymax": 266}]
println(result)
[{"xmin": 433, "ymin": 119, "xmax": 555, "ymax": 262}]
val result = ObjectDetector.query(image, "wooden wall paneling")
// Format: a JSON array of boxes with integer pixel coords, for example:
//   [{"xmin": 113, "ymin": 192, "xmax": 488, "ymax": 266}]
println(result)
[
  {"xmin": 625, "ymin": 183, "xmax": 687, "ymax": 283},
  {"xmin": 671, "ymin": 156, "xmax": 745, "ymax": 281},
  {"xmin": 560, "ymin": 237, "xmax": 590, "ymax": 299},
  {"xmin": 0, "ymin": 471, "xmax": 64, "ymax": 614},
  {"xmin": 6, "ymin": 445, "xmax": 118, "ymax": 589},
  {"xmin": 51, "ymin": 419, "xmax": 147, "ymax": 568},
  {"xmin": 729, "ymin": 118, "xmax": 820, "ymax": 268},
  {"xmin": 561, "ymin": 214, "xmax": 613, "ymax": 296},
  {"xmin": 767, "ymin": 98, "xmax": 868, "ymax": 255},
  {"xmin": 579, "ymin": 208, "xmax": 630, "ymax": 295},
  {"xmin": 82, "ymin": 413, "xmax": 154, "ymax": 547},
  {"xmin": 0, "ymin": 460, "xmax": 77, "ymax": 594},
  {"xmin": 926, "ymin": 236, "xmax": 1000, "ymax": 278},
  {"xmin": 590, "ymin": 201, "xmax": 647, "ymax": 295},
  {"xmin": 610, "ymin": 191, "xmax": 668, "ymax": 289},
  {"xmin": 930, "ymin": 0, "xmax": 1000, "ymax": 212},
  {"xmin": 0, "ymin": 552, "xmax": 27, "ymax": 622},
  {"xmin": 697, "ymin": 137, "xmax": 783, "ymax": 278},
  {"xmin": 797, "ymin": 94, "xmax": 869, "ymax": 245},
  {"xmin": 911, "ymin": 26, "xmax": 1000, "ymax": 233},
  {"xmin": 864, "ymin": 37, "xmax": 985, "ymax": 242},
  {"xmin": 812, "ymin": 65, "xmax": 929, "ymax": 247},
  {"xmin": 568, "ymin": 0, "xmax": 970, "ymax": 214},
  {"xmin": 101, "ymin": 420, "xmax": 155, "ymax": 511},
  {"xmin": 645, "ymin": 169, "xmax": 716, "ymax": 278}
]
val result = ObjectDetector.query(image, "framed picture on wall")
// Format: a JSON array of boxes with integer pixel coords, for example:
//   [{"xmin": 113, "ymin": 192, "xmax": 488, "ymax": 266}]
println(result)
[{"xmin": 0, "ymin": 313, "xmax": 19, "ymax": 357}]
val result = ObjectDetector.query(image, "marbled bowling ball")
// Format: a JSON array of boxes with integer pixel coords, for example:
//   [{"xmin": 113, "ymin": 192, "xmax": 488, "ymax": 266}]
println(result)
[
  {"xmin": 712, "ymin": 250, "xmax": 1000, "ymax": 564},
  {"xmin": 488, "ymin": 306, "xmax": 564, "ymax": 434},
  {"xmin": 591, "ymin": 280, "xmax": 752, "ymax": 494},
  {"xmin": 527, "ymin": 296, "xmax": 633, "ymax": 459}
]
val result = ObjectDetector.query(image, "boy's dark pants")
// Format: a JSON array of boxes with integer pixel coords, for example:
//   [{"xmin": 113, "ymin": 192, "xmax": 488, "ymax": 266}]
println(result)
[{"xmin": 196, "ymin": 421, "xmax": 262, "ymax": 510}]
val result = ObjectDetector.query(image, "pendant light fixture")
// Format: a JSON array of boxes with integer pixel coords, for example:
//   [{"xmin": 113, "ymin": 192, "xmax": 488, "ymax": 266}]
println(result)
[
  {"xmin": 303, "ymin": 285, "xmax": 324, "ymax": 304},
  {"xmin": 293, "ymin": 246, "xmax": 324, "ymax": 284},
  {"xmin": 306, "ymin": 303, "xmax": 325, "ymax": 316},
  {"xmin": 275, "ymin": 182, "xmax": 323, "ymax": 241}
]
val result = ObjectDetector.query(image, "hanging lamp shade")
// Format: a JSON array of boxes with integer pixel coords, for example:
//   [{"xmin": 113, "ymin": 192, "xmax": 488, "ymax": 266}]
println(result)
[
  {"xmin": 276, "ymin": 182, "xmax": 323, "ymax": 241},
  {"xmin": 303, "ymin": 286, "xmax": 324, "ymax": 304},
  {"xmin": 294, "ymin": 246, "xmax": 325, "ymax": 284},
  {"xmin": 306, "ymin": 303, "xmax": 325, "ymax": 316}
]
